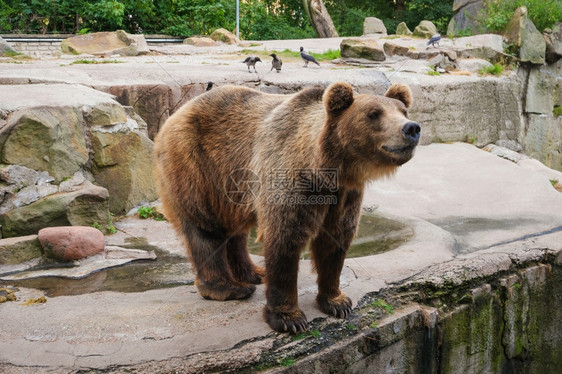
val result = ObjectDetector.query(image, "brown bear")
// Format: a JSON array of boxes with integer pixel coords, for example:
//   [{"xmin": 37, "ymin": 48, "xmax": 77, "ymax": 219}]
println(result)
[{"xmin": 153, "ymin": 81, "xmax": 419, "ymax": 333}]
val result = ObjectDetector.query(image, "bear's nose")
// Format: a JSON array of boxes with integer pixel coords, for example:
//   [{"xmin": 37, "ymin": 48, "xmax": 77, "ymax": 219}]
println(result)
[{"xmin": 402, "ymin": 122, "xmax": 421, "ymax": 143}]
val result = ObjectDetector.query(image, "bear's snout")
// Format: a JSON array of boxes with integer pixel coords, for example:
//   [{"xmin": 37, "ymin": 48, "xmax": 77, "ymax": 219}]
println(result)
[{"xmin": 402, "ymin": 122, "xmax": 421, "ymax": 144}]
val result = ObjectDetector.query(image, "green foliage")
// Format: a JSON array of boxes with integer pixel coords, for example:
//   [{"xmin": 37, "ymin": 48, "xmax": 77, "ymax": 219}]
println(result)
[
  {"xmin": 136, "ymin": 206, "xmax": 166, "ymax": 221},
  {"xmin": 279, "ymin": 357, "xmax": 295, "ymax": 367},
  {"xmin": 372, "ymin": 299, "xmax": 394, "ymax": 314},
  {"xmin": 427, "ymin": 66, "xmax": 441, "ymax": 76},
  {"xmin": 309, "ymin": 329, "xmax": 321, "ymax": 338},
  {"xmin": 550, "ymin": 179, "xmax": 559, "ymax": 186},
  {"xmin": 137, "ymin": 206, "xmax": 154, "ymax": 219},
  {"xmin": 553, "ymin": 106, "xmax": 562, "ymax": 117},
  {"xmin": 481, "ymin": 0, "xmax": 562, "ymax": 32},
  {"xmin": 106, "ymin": 213, "xmax": 118, "ymax": 234},
  {"xmin": 345, "ymin": 323, "xmax": 357, "ymax": 331},
  {"xmin": 479, "ymin": 62, "xmax": 505, "ymax": 76},
  {"xmin": 0, "ymin": 0, "xmax": 454, "ymax": 39},
  {"xmin": 69, "ymin": 59, "xmax": 124, "ymax": 65}
]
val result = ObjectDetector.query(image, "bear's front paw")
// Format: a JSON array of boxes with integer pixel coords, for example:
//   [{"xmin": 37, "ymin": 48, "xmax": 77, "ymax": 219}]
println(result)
[
  {"xmin": 317, "ymin": 293, "xmax": 352, "ymax": 319},
  {"xmin": 263, "ymin": 305, "xmax": 308, "ymax": 334}
]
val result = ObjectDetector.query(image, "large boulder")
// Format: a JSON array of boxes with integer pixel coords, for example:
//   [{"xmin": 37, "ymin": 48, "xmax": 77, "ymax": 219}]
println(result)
[
  {"xmin": 340, "ymin": 38, "xmax": 386, "ymax": 61},
  {"xmin": 407, "ymin": 76, "xmax": 523, "ymax": 149},
  {"xmin": 414, "ymin": 20, "xmax": 437, "ymax": 38},
  {"xmin": 183, "ymin": 37, "xmax": 218, "ymax": 47},
  {"xmin": 0, "ymin": 180, "xmax": 109, "ymax": 238},
  {"xmin": 448, "ymin": 0, "xmax": 484, "ymax": 36},
  {"xmin": 0, "ymin": 83, "xmax": 157, "ymax": 231},
  {"xmin": 0, "ymin": 107, "xmax": 89, "ymax": 182},
  {"xmin": 449, "ymin": 34, "xmax": 505, "ymax": 61},
  {"xmin": 505, "ymin": 6, "xmax": 546, "ymax": 65},
  {"xmin": 0, "ymin": 36, "xmax": 17, "ymax": 56},
  {"xmin": 363, "ymin": 17, "xmax": 387, "ymax": 35},
  {"xmin": 210, "ymin": 28, "xmax": 239, "ymax": 45},
  {"xmin": 61, "ymin": 30, "xmax": 150, "ymax": 56},
  {"xmin": 544, "ymin": 22, "xmax": 562, "ymax": 64},
  {"xmin": 396, "ymin": 22, "xmax": 413, "ymax": 36}
]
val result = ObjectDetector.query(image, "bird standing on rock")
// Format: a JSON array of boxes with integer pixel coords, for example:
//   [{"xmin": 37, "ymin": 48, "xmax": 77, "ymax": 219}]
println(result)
[
  {"xmin": 243, "ymin": 56, "xmax": 262, "ymax": 73},
  {"xmin": 269, "ymin": 53, "xmax": 282, "ymax": 73},
  {"xmin": 300, "ymin": 47, "xmax": 320, "ymax": 67},
  {"xmin": 427, "ymin": 31, "xmax": 442, "ymax": 48}
]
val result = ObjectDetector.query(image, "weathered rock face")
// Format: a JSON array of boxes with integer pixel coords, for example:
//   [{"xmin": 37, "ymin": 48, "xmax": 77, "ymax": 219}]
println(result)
[
  {"xmin": 450, "ymin": 34, "xmax": 504, "ymax": 61},
  {"xmin": 38, "ymin": 226, "xmax": 105, "ymax": 261},
  {"xmin": 210, "ymin": 28, "xmax": 239, "ymax": 45},
  {"xmin": 0, "ymin": 179, "xmax": 109, "ymax": 238},
  {"xmin": 395, "ymin": 22, "xmax": 413, "ymax": 36},
  {"xmin": 0, "ymin": 106, "xmax": 89, "ymax": 182},
  {"xmin": 407, "ymin": 76, "xmax": 523, "ymax": 148},
  {"xmin": 0, "ymin": 84, "xmax": 158, "ymax": 236},
  {"xmin": 447, "ymin": 0, "xmax": 484, "ymax": 36},
  {"xmin": 101, "ymin": 84, "xmax": 170, "ymax": 140},
  {"xmin": 505, "ymin": 6, "xmax": 546, "ymax": 65},
  {"xmin": 520, "ymin": 62, "xmax": 562, "ymax": 170},
  {"xmin": 61, "ymin": 30, "xmax": 150, "ymax": 56},
  {"xmin": 90, "ymin": 129, "xmax": 157, "ymax": 215},
  {"xmin": 544, "ymin": 22, "xmax": 562, "ymax": 64},
  {"xmin": 413, "ymin": 20, "xmax": 437, "ymax": 38},
  {"xmin": 183, "ymin": 37, "xmax": 218, "ymax": 47},
  {"xmin": 363, "ymin": 17, "xmax": 387, "ymax": 35},
  {"xmin": 340, "ymin": 38, "xmax": 385, "ymax": 61},
  {"xmin": 0, "ymin": 235, "xmax": 42, "ymax": 264},
  {"xmin": 0, "ymin": 36, "xmax": 17, "ymax": 56}
]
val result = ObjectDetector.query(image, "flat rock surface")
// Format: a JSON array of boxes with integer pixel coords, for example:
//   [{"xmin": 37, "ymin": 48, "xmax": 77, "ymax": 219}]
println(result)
[{"xmin": 0, "ymin": 39, "xmax": 561, "ymax": 372}]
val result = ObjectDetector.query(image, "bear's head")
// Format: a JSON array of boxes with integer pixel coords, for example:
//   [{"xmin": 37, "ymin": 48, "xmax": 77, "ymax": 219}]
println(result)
[{"xmin": 322, "ymin": 82, "xmax": 420, "ymax": 180}]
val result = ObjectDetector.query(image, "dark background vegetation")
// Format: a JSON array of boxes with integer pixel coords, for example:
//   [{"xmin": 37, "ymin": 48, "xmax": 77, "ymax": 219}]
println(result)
[{"xmin": 0, "ymin": 0, "xmax": 559, "ymax": 39}]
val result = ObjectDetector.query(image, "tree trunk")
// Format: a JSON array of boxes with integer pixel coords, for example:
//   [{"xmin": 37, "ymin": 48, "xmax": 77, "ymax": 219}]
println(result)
[{"xmin": 302, "ymin": 0, "xmax": 339, "ymax": 38}]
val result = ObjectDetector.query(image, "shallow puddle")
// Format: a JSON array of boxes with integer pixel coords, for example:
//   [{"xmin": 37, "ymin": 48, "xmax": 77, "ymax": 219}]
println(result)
[
  {"xmin": 248, "ymin": 213, "xmax": 414, "ymax": 259},
  {"xmin": 4, "ymin": 237, "xmax": 194, "ymax": 297}
]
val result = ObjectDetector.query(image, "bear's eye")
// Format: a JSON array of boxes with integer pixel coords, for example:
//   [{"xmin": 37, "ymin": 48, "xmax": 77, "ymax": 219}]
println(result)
[{"xmin": 368, "ymin": 110, "xmax": 381, "ymax": 120}]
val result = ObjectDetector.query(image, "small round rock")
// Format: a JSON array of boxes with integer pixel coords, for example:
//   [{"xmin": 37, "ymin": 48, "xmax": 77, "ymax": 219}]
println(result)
[{"xmin": 38, "ymin": 226, "xmax": 105, "ymax": 261}]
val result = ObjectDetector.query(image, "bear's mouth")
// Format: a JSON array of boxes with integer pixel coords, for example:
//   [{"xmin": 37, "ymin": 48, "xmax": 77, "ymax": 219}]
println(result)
[{"xmin": 381, "ymin": 144, "xmax": 416, "ymax": 155}]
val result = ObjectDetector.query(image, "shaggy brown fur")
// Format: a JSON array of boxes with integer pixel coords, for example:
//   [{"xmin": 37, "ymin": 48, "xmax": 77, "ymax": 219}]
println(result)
[{"xmin": 153, "ymin": 82, "xmax": 419, "ymax": 333}]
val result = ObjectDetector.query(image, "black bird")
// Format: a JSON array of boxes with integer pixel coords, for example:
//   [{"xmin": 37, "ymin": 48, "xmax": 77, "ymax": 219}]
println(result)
[
  {"xmin": 269, "ymin": 53, "xmax": 282, "ymax": 73},
  {"xmin": 205, "ymin": 82, "xmax": 214, "ymax": 91},
  {"xmin": 300, "ymin": 46, "xmax": 320, "ymax": 67},
  {"xmin": 242, "ymin": 56, "xmax": 262, "ymax": 73},
  {"xmin": 427, "ymin": 31, "xmax": 442, "ymax": 48}
]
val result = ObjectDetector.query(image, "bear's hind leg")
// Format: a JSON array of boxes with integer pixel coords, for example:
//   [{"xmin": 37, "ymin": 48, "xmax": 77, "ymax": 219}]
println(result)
[
  {"xmin": 182, "ymin": 222, "xmax": 256, "ymax": 301},
  {"xmin": 226, "ymin": 232, "xmax": 265, "ymax": 285}
]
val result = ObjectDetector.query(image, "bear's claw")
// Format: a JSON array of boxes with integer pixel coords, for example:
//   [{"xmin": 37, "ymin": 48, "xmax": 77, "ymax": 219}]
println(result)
[
  {"xmin": 263, "ymin": 306, "xmax": 308, "ymax": 334},
  {"xmin": 317, "ymin": 294, "xmax": 352, "ymax": 319}
]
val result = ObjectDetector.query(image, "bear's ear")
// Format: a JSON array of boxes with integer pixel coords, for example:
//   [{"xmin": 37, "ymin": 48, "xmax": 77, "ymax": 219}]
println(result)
[
  {"xmin": 324, "ymin": 82, "xmax": 354, "ymax": 115},
  {"xmin": 384, "ymin": 84, "xmax": 413, "ymax": 108}
]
